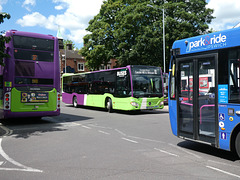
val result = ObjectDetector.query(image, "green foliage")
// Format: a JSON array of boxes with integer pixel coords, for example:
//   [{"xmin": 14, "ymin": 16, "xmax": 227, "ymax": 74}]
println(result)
[
  {"xmin": 0, "ymin": 13, "xmax": 11, "ymax": 66},
  {"xmin": 63, "ymin": 39, "xmax": 77, "ymax": 50},
  {"xmin": 80, "ymin": 0, "xmax": 214, "ymax": 70}
]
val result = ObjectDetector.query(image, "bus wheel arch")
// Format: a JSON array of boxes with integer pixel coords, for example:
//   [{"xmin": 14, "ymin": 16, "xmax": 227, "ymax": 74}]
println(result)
[
  {"xmin": 230, "ymin": 123, "xmax": 240, "ymax": 157},
  {"xmin": 105, "ymin": 97, "xmax": 113, "ymax": 113},
  {"xmin": 73, "ymin": 96, "xmax": 79, "ymax": 108}
]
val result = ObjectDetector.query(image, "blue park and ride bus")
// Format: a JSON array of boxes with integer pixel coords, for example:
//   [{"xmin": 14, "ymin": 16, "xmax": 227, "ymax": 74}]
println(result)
[
  {"xmin": 168, "ymin": 27, "xmax": 240, "ymax": 157},
  {"xmin": 1, "ymin": 30, "xmax": 61, "ymax": 119}
]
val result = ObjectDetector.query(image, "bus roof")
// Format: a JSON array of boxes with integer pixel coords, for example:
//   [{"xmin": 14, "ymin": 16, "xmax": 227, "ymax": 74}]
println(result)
[
  {"xmin": 172, "ymin": 27, "xmax": 240, "ymax": 55},
  {"xmin": 61, "ymin": 66, "xmax": 129, "ymax": 78},
  {"xmin": 62, "ymin": 65, "xmax": 162, "ymax": 78},
  {"xmin": 6, "ymin": 29, "xmax": 57, "ymax": 40}
]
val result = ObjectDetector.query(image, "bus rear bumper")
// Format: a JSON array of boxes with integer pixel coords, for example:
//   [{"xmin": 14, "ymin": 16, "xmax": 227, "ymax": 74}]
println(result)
[{"xmin": 3, "ymin": 109, "xmax": 60, "ymax": 119}]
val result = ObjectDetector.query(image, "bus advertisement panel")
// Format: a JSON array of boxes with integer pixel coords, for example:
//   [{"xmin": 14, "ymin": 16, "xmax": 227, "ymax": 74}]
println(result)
[
  {"xmin": 62, "ymin": 65, "xmax": 164, "ymax": 112},
  {"xmin": 1, "ymin": 30, "xmax": 61, "ymax": 119},
  {"xmin": 169, "ymin": 27, "xmax": 240, "ymax": 158}
]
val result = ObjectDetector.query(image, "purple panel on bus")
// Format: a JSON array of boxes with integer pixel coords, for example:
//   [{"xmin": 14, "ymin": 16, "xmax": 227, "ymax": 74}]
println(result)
[
  {"xmin": 62, "ymin": 93, "xmax": 85, "ymax": 105},
  {"xmin": 35, "ymin": 62, "xmax": 55, "ymax": 79}
]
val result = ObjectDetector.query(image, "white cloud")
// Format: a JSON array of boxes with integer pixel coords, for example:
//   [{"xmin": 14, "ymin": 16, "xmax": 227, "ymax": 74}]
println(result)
[
  {"xmin": 0, "ymin": 0, "xmax": 8, "ymax": 12},
  {"xmin": 53, "ymin": 0, "xmax": 103, "ymax": 17},
  {"xmin": 22, "ymin": 0, "xmax": 36, "ymax": 11},
  {"xmin": 17, "ymin": 0, "xmax": 104, "ymax": 47},
  {"xmin": 17, "ymin": 12, "xmax": 57, "ymax": 30},
  {"xmin": 23, "ymin": 0, "xmax": 36, "ymax": 6},
  {"xmin": 207, "ymin": 0, "xmax": 240, "ymax": 30},
  {"xmin": 67, "ymin": 29, "xmax": 89, "ymax": 45},
  {"xmin": 55, "ymin": 5, "xmax": 64, "ymax": 10}
]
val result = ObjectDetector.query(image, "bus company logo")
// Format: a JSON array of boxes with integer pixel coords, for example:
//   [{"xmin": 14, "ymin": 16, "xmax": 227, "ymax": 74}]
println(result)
[
  {"xmin": 117, "ymin": 71, "xmax": 127, "ymax": 77},
  {"xmin": 186, "ymin": 33, "xmax": 227, "ymax": 53}
]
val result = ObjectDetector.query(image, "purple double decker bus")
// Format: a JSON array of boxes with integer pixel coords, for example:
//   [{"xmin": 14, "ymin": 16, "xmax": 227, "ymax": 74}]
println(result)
[{"xmin": 1, "ymin": 30, "xmax": 60, "ymax": 119}]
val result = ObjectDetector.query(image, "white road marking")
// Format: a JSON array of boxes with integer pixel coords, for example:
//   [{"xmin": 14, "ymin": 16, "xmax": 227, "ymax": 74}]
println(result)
[
  {"xmin": 206, "ymin": 166, "xmax": 240, "ymax": 179},
  {"xmin": 0, "ymin": 138, "xmax": 42, "ymax": 172},
  {"xmin": 81, "ymin": 125, "xmax": 92, "ymax": 129},
  {"xmin": 98, "ymin": 130, "xmax": 110, "ymax": 135},
  {"xmin": 208, "ymin": 160, "xmax": 239, "ymax": 168},
  {"xmin": 89, "ymin": 124, "xmax": 113, "ymax": 130},
  {"xmin": 0, "ymin": 126, "xmax": 13, "ymax": 136},
  {"xmin": 154, "ymin": 148, "xmax": 179, "ymax": 157},
  {"xmin": 70, "ymin": 122, "xmax": 82, "ymax": 126},
  {"xmin": 128, "ymin": 135, "xmax": 165, "ymax": 143},
  {"xmin": 121, "ymin": 138, "xmax": 138, "ymax": 144},
  {"xmin": 0, "ymin": 167, "xmax": 42, "ymax": 172},
  {"xmin": 59, "ymin": 122, "xmax": 81, "ymax": 127},
  {"xmin": 168, "ymin": 143, "xmax": 202, "ymax": 159},
  {"xmin": 115, "ymin": 129, "xmax": 126, "ymax": 136},
  {"xmin": 0, "ymin": 161, "xmax": 3, "ymax": 166}
]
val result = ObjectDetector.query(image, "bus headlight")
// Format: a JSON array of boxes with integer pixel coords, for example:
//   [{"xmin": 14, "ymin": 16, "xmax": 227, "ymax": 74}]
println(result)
[{"xmin": 130, "ymin": 102, "xmax": 139, "ymax": 107}]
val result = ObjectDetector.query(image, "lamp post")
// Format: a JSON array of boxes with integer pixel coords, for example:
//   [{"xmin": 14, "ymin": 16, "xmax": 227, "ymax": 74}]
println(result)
[
  {"xmin": 65, "ymin": 43, "xmax": 73, "ymax": 73},
  {"xmin": 147, "ymin": 3, "xmax": 166, "ymax": 73},
  {"xmin": 65, "ymin": 46, "xmax": 67, "ymax": 74},
  {"xmin": 162, "ymin": 3, "xmax": 166, "ymax": 74}
]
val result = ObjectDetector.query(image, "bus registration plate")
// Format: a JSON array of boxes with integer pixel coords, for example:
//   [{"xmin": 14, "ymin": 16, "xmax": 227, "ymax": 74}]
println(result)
[{"xmin": 21, "ymin": 92, "xmax": 49, "ymax": 103}]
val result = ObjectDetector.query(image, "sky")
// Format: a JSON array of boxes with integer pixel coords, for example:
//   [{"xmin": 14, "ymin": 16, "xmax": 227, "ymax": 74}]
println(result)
[{"xmin": 1, "ymin": 0, "xmax": 240, "ymax": 49}]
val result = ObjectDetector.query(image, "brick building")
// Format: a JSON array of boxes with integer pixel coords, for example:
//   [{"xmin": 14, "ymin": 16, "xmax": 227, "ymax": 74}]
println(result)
[
  {"xmin": 60, "ymin": 49, "xmax": 118, "ymax": 75},
  {"xmin": 60, "ymin": 49, "xmax": 88, "ymax": 74}
]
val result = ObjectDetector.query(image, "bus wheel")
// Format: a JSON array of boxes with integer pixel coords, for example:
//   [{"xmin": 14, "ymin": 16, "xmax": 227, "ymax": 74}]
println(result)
[
  {"xmin": 106, "ymin": 98, "xmax": 113, "ymax": 113},
  {"xmin": 73, "ymin": 96, "xmax": 78, "ymax": 108},
  {"xmin": 235, "ymin": 132, "xmax": 240, "ymax": 158}
]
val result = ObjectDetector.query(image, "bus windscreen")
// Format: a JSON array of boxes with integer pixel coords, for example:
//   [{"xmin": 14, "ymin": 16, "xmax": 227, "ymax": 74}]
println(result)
[{"xmin": 131, "ymin": 67, "xmax": 163, "ymax": 97}]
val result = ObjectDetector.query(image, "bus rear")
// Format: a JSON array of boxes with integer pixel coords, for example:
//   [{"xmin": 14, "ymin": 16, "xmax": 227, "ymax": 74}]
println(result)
[{"xmin": 2, "ymin": 30, "xmax": 60, "ymax": 119}]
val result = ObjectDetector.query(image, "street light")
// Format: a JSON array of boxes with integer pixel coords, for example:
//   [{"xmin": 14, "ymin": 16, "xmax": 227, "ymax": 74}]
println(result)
[
  {"xmin": 147, "ymin": 3, "xmax": 166, "ymax": 73},
  {"xmin": 162, "ymin": 3, "xmax": 166, "ymax": 74},
  {"xmin": 65, "ymin": 43, "xmax": 73, "ymax": 73}
]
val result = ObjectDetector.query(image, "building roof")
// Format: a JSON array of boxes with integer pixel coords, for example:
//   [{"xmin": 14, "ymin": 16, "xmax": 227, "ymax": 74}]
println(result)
[{"xmin": 60, "ymin": 49, "xmax": 85, "ymax": 59}]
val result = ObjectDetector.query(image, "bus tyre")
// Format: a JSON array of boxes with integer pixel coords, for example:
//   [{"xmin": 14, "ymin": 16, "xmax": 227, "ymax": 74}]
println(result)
[
  {"xmin": 73, "ymin": 96, "xmax": 78, "ymax": 108},
  {"xmin": 106, "ymin": 98, "xmax": 113, "ymax": 113},
  {"xmin": 235, "ymin": 132, "xmax": 240, "ymax": 158}
]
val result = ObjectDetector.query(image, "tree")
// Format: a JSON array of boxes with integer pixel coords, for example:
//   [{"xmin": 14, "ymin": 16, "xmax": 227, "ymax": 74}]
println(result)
[
  {"xmin": 63, "ymin": 39, "xmax": 77, "ymax": 50},
  {"xmin": 0, "ymin": 13, "xmax": 11, "ymax": 66},
  {"xmin": 80, "ymin": 0, "xmax": 214, "ymax": 70}
]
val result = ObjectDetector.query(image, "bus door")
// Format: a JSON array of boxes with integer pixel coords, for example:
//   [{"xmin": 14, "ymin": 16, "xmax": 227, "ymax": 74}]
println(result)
[{"xmin": 177, "ymin": 54, "xmax": 217, "ymax": 144}]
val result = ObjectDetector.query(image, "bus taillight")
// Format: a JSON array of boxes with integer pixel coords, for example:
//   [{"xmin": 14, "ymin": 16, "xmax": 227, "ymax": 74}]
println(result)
[
  {"xmin": 57, "ymin": 93, "xmax": 60, "ymax": 109},
  {"xmin": 4, "ymin": 92, "xmax": 11, "ymax": 110}
]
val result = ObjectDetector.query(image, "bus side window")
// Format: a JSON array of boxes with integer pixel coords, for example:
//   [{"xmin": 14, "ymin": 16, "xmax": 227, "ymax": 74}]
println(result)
[{"xmin": 170, "ymin": 62, "xmax": 176, "ymax": 99}]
